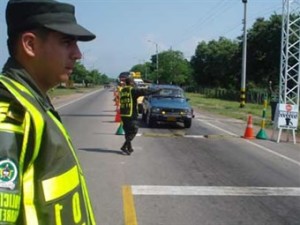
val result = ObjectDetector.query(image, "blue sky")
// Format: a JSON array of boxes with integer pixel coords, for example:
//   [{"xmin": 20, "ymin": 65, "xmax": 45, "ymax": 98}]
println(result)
[{"xmin": 0, "ymin": 0, "xmax": 282, "ymax": 78}]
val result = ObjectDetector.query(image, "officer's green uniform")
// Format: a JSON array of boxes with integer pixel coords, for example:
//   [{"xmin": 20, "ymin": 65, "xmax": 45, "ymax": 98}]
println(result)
[
  {"xmin": 119, "ymin": 85, "xmax": 159, "ymax": 153},
  {"xmin": 0, "ymin": 58, "xmax": 96, "ymax": 224}
]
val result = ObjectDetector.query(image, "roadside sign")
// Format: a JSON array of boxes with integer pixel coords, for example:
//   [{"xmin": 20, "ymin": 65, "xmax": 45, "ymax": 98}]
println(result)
[{"xmin": 274, "ymin": 103, "xmax": 299, "ymax": 129}]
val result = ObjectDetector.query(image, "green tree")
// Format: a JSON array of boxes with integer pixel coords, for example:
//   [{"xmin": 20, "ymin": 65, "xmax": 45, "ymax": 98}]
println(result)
[
  {"xmin": 245, "ymin": 14, "xmax": 282, "ymax": 87},
  {"xmin": 191, "ymin": 37, "xmax": 239, "ymax": 88},
  {"xmin": 72, "ymin": 62, "xmax": 89, "ymax": 85},
  {"xmin": 71, "ymin": 62, "xmax": 112, "ymax": 86},
  {"xmin": 130, "ymin": 62, "xmax": 152, "ymax": 81},
  {"xmin": 148, "ymin": 50, "xmax": 192, "ymax": 85}
]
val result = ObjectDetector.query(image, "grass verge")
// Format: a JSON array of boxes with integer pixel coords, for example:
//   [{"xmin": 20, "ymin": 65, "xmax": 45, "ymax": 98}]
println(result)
[
  {"xmin": 186, "ymin": 92, "xmax": 299, "ymax": 131},
  {"xmin": 48, "ymin": 86, "xmax": 100, "ymax": 99}
]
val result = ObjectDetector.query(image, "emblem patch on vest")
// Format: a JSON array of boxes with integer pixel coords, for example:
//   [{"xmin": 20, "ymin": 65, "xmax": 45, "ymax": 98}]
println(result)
[{"xmin": 0, "ymin": 159, "xmax": 17, "ymax": 190}]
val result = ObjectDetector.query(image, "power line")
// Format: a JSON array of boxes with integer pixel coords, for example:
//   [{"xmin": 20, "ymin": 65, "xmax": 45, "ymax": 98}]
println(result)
[
  {"xmin": 217, "ymin": 3, "xmax": 282, "ymax": 39},
  {"xmin": 173, "ymin": 1, "xmax": 282, "ymax": 49},
  {"xmin": 172, "ymin": 0, "xmax": 234, "ymax": 47}
]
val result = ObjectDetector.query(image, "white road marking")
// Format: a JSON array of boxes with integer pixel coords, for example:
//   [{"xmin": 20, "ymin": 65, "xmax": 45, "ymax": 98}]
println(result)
[
  {"xmin": 198, "ymin": 120, "xmax": 239, "ymax": 137},
  {"xmin": 56, "ymin": 89, "xmax": 102, "ymax": 109},
  {"xmin": 245, "ymin": 140, "xmax": 300, "ymax": 167},
  {"xmin": 198, "ymin": 119, "xmax": 300, "ymax": 167},
  {"xmin": 184, "ymin": 135, "xmax": 205, "ymax": 138},
  {"xmin": 131, "ymin": 185, "xmax": 300, "ymax": 196}
]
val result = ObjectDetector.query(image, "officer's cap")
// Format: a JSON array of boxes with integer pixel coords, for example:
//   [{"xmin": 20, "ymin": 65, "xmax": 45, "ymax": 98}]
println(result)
[{"xmin": 6, "ymin": 0, "xmax": 96, "ymax": 41}]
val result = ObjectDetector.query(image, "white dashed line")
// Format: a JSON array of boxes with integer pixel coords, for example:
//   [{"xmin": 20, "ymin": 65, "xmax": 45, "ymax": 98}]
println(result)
[
  {"xmin": 56, "ymin": 89, "xmax": 102, "ymax": 109},
  {"xmin": 131, "ymin": 185, "xmax": 300, "ymax": 196}
]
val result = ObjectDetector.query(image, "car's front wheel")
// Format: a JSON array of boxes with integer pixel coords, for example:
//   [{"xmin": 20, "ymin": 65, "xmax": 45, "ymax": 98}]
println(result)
[{"xmin": 184, "ymin": 118, "xmax": 192, "ymax": 128}]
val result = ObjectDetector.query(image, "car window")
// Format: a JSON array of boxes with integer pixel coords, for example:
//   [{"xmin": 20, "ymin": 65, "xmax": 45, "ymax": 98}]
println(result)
[{"xmin": 153, "ymin": 88, "xmax": 184, "ymax": 98}]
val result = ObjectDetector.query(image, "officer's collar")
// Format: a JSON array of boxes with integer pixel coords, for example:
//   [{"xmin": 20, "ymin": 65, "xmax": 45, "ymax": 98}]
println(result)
[{"xmin": 2, "ymin": 57, "xmax": 54, "ymax": 110}]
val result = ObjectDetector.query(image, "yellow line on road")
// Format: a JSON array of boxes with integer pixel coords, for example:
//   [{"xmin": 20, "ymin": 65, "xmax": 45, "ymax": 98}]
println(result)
[{"xmin": 122, "ymin": 186, "xmax": 138, "ymax": 225}]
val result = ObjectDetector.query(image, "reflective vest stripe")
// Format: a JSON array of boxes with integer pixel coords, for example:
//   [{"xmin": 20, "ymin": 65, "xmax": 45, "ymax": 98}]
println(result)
[
  {"xmin": 0, "ymin": 75, "xmax": 96, "ymax": 225},
  {"xmin": 19, "ymin": 112, "xmax": 31, "ymax": 179},
  {"xmin": 0, "ymin": 75, "xmax": 45, "ymax": 225},
  {"xmin": 0, "ymin": 123, "xmax": 23, "ymax": 133},
  {"xmin": 0, "ymin": 103, "xmax": 7, "ymax": 121},
  {"xmin": 120, "ymin": 86, "xmax": 133, "ymax": 117},
  {"xmin": 0, "ymin": 102, "xmax": 24, "ymax": 132},
  {"xmin": 0, "ymin": 102, "xmax": 9, "ymax": 114},
  {"xmin": 23, "ymin": 166, "xmax": 38, "ymax": 225},
  {"xmin": 0, "ymin": 76, "xmax": 44, "ymax": 165},
  {"xmin": 42, "ymin": 165, "xmax": 80, "ymax": 202},
  {"xmin": 0, "ymin": 102, "xmax": 9, "ymax": 107},
  {"xmin": 48, "ymin": 112, "xmax": 96, "ymax": 225}
]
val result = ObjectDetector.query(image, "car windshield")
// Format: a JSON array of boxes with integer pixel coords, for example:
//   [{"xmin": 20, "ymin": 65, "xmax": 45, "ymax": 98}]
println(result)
[{"xmin": 153, "ymin": 88, "xmax": 184, "ymax": 98}]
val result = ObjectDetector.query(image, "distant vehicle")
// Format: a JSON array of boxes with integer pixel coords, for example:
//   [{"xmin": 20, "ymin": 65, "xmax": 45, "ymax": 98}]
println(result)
[
  {"xmin": 133, "ymin": 78, "xmax": 145, "ymax": 87},
  {"xmin": 142, "ymin": 84, "xmax": 194, "ymax": 128},
  {"xmin": 118, "ymin": 71, "xmax": 144, "ymax": 84},
  {"xmin": 103, "ymin": 83, "xmax": 111, "ymax": 88}
]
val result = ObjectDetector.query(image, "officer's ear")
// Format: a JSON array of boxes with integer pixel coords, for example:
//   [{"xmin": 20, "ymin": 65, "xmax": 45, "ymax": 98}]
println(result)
[{"xmin": 21, "ymin": 32, "xmax": 36, "ymax": 57}]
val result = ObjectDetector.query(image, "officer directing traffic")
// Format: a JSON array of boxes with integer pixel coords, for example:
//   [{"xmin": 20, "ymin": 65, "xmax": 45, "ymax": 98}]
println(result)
[
  {"xmin": 119, "ymin": 77, "xmax": 160, "ymax": 155},
  {"xmin": 0, "ymin": 0, "xmax": 96, "ymax": 224}
]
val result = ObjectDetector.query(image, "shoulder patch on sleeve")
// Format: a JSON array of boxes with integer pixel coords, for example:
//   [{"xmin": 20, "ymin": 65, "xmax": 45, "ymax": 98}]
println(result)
[{"xmin": 0, "ymin": 159, "xmax": 18, "ymax": 190}]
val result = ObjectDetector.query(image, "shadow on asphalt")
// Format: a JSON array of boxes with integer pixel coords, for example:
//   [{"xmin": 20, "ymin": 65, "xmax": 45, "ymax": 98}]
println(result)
[
  {"xmin": 60, "ymin": 114, "xmax": 115, "ymax": 117},
  {"xmin": 138, "ymin": 120, "xmax": 186, "ymax": 129},
  {"xmin": 79, "ymin": 148, "xmax": 124, "ymax": 155}
]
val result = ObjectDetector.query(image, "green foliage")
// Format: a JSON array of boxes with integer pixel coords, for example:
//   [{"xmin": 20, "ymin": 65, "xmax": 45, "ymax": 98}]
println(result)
[
  {"xmin": 71, "ymin": 62, "xmax": 112, "ymax": 86},
  {"xmin": 191, "ymin": 37, "xmax": 239, "ymax": 88},
  {"xmin": 246, "ymin": 14, "xmax": 282, "ymax": 87},
  {"xmin": 131, "ymin": 49, "xmax": 193, "ymax": 85},
  {"xmin": 131, "ymin": 62, "xmax": 152, "ymax": 81},
  {"xmin": 72, "ymin": 62, "xmax": 88, "ymax": 84},
  {"xmin": 189, "ymin": 13, "xmax": 284, "ymax": 92},
  {"xmin": 156, "ymin": 50, "xmax": 192, "ymax": 84}
]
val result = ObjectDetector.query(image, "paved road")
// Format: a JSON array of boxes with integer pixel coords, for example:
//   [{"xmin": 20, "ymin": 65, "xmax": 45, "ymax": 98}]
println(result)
[{"xmin": 53, "ymin": 87, "xmax": 300, "ymax": 225}]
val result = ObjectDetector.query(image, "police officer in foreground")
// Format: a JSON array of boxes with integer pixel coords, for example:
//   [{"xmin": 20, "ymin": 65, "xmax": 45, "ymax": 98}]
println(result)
[
  {"xmin": 0, "ymin": 0, "xmax": 96, "ymax": 224},
  {"xmin": 119, "ymin": 77, "xmax": 160, "ymax": 155}
]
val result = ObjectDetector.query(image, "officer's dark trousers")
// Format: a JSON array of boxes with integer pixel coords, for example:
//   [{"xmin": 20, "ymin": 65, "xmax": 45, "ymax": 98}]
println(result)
[{"xmin": 121, "ymin": 117, "xmax": 138, "ymax": 149}]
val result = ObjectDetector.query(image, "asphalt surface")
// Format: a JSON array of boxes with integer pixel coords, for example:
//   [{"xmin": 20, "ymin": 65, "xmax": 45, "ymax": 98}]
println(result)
[{"xmin": 52, "ymin": 87, "xmax": 300, "ymax": 225}]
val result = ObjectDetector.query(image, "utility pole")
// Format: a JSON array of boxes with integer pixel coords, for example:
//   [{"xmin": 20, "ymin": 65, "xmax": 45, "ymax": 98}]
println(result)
[
  {"xmin": 240, "ymin": 0, "xmax": 248, "ymax": 108},
  {"xmin": 148, "ymin": 40, "xmax": 159, "ymax": 84}
]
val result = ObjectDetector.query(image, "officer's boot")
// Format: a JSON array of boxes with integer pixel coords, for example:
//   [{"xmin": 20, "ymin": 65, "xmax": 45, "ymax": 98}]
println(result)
[
  {"xmin": 127, "ymin": 141, "xmax": 134, "ymax": 153},
  {"xmin": 120, "ymin": 142, "xmax": 130, "ymax": 155}
]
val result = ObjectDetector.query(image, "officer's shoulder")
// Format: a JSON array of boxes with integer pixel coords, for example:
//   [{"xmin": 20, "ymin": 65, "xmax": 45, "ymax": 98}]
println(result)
[
  {"xmin": 0, "ymin": 83, "xmax": 13, "ymax": 100},
  {"xmin": 0, "ymin": 84, "xmax": 26, "ymax": 124}
]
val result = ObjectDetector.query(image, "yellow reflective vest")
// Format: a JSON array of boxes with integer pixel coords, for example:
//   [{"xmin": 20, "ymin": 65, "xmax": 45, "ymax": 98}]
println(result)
[
  {"xmin": 0, "ymin": 74, "xmax": 96, "ymax": 225},
  {"xmin": 119, "ymin": 86, "xmax": 133, "ymax": 117}
]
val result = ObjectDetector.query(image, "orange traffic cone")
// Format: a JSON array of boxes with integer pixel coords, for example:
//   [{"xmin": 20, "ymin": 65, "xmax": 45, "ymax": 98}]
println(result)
[
  {"xmin": 243, "ymin": 115, "xmax": 255, "ymax": 139},
  {"xmin": 115, "ymin": 108, "xmax": 121, "ymax": 123}
]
